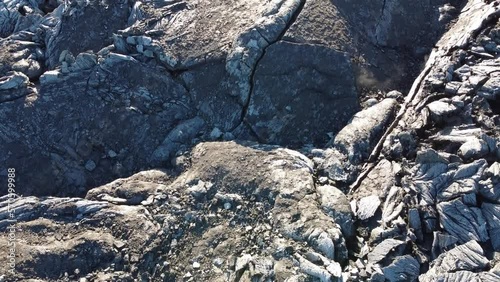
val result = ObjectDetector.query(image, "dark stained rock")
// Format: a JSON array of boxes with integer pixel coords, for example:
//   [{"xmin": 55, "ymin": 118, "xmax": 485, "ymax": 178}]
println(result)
[
  {"xmin": 367, "ymin": 238, "xmax": 406, "ymax": 264},
  {"xmin": 45, "ymin": 0, "xmax": 130, "ymax": 68},
  {"xmin": 0, "ymin": 40, "xmax": 43, "ymax": 79},
  {"xmin": 2, "ymin": 0, "xmax": 500, "ymax": 281},
  {"xmin": 0, "ymin": 53, "xmax": 200, "ymax": 197},
  {"xmin": 245, "ymin": 41, "xmax": 359, "ymax": 146}
]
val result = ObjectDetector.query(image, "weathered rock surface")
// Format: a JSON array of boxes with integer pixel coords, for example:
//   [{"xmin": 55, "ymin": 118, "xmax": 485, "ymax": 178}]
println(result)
[
  {"xmin": 420, "ymin": 240, "xmax": 490, "ymax": 281},
  {"xmin": 0, "ymin": 0, "xmax": 469, "ymax": 198},
  {"xmin": 1, "ymin": 0, "xmax": 500, "ymax": 281},
  {"xmin": 321, "ymin": 99, "xmax": 399, "ymax": 184},
  {"xmin": 246, "ymin": 41, "xmax": 359, "ymax": 146},
  {"xmin": 0, "ymin": 53, "xmax": 200, "ymax": 196},
  {"xmin": 0, "ymin": 142, "xmax": 351, "ymax": 281}
]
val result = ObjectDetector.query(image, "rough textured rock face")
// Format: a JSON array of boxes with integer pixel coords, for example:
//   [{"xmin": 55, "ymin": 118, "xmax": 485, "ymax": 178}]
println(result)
[
  {"xmin": 1, "ymin": 54, "xmax": 199, "ymax": 196},
  {"xmin": 0, "ymin": 142, "xmax": 351, "ymax": 281},
  {"xmin": 2, "ymin": 0, "xmax": 500, "ymax": 281},
  {"xmin": 0, "ymin": 0, "xmax": 464, "ymax": 195},
  {"xmin": 246, "ymin": 41, "xmax": 358, "ymax": 145}
]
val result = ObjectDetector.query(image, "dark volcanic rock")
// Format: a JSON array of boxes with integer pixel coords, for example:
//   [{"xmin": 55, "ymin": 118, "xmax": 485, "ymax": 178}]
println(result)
[
  {"xmin": 420, "ymin": 240, "xmax": 490, "ymax": 281},
  {"xmin": 1, "ymin": 0, "xmax": 499, "ymax": 281},
  {"xmin": 246, "ymin": 41, "xmax": 359, "ymax": 146},
  {"xmin": 381, "ymin": 255, "xmax": 420, "ymax": 282},
  {"xmin": 45, "ymin": 0, "xmax": 130, "ymax": 68},
  {"xmin": 437, "ymin": 199, "xmax": 489, "ymax": 244},
  {"xmin": 0, "ymin": 53, "xmax": 200, "ymax": 196}
]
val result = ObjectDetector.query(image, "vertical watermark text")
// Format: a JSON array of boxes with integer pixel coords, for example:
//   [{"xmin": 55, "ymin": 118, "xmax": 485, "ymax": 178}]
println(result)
[{"xmin": 6, "ymin": 168, "xmax": 17, "ymax": 276}]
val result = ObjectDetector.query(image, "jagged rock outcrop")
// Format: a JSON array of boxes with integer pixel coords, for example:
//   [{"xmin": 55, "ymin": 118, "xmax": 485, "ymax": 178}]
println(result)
[{"xmin": 1, "ymin": 0, "xmax": 499, "ymax": 281}]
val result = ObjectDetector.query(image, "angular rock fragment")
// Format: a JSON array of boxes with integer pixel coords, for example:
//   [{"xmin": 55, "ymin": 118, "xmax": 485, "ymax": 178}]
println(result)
[
  {"xmin": 381, "ymin": 186, "xmax": 405, "ymax": 224},
  {"xmin": 357, "ymin": 195, "xmax": 381, "ymax": 221},
  {"xmin": 0, "ymin": 71, "xmax": 32, "ymax": 102},
  {"xmin": 420, "ymin": 240, "xmax": 489, "ymax": 281},
  {"xmin": 458, "ymin": 137, "xmax": 490, "ymax": 160},
  {"xmin": 427, "ymin": 100, "xmax": 460, "ymax": 123},
  {"xmin": 381, "ymin": 255, "xmax": 420, "ymax": 282},
  {"xmin": 481, "ymin": 203, "xmax": 500, "ymax": 251},
  {"xmin": 437, "ymin": 199, "xmax": 489, "ymax": 244},
  {"xmin": 409, "ymin": 157, "xmax": 487, "ymax": 206},
  {"xmin": 431, "ymin": 232, "xmax": 459, "ymax": 259},
  {"xmin": 478, "ymin": 76, "xmax": 500, "ymax": 100},
  {"xmin": 408, "ymin": 208, "xmax": 423, "ymax": 241},
  {"xmin": 367, "ymin": 238, "xmax": 406, "ymax": 264}
]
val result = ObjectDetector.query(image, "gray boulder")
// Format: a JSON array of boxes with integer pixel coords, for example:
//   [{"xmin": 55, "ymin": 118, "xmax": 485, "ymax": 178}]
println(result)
[
  {"xmin": 381, "ymin": 255, "xmax": 420, "ymax": 282},
  {"xmin": 316, "ymin": 185, "xmax": 355, "ymax": 238},
  {"xmin": 321, "ymin": 99, "xmax": 399, "ymax": 183},
  {"xmin": 420, "ymin": 240, "xmax": 490, "ymax": 282}
]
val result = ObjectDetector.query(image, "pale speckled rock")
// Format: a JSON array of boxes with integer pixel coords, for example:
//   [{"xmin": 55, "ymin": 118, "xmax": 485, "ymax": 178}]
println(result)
[{"xmin": 357, "ymin": 195, "xmax": 381, "ymax": 221}]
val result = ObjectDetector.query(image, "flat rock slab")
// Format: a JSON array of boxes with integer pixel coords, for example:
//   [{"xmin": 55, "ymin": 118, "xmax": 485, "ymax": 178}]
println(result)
[
  {"xmin": 120, "ymin": 0, "xmax": 275, "ymax": 69},
  {"xmin": 367, "ymin": 238, "xmax": 406, "ymax": 264},
  {"xmin": 0, "ymin": 196, "xmax": 159, "ymax": 281}
]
